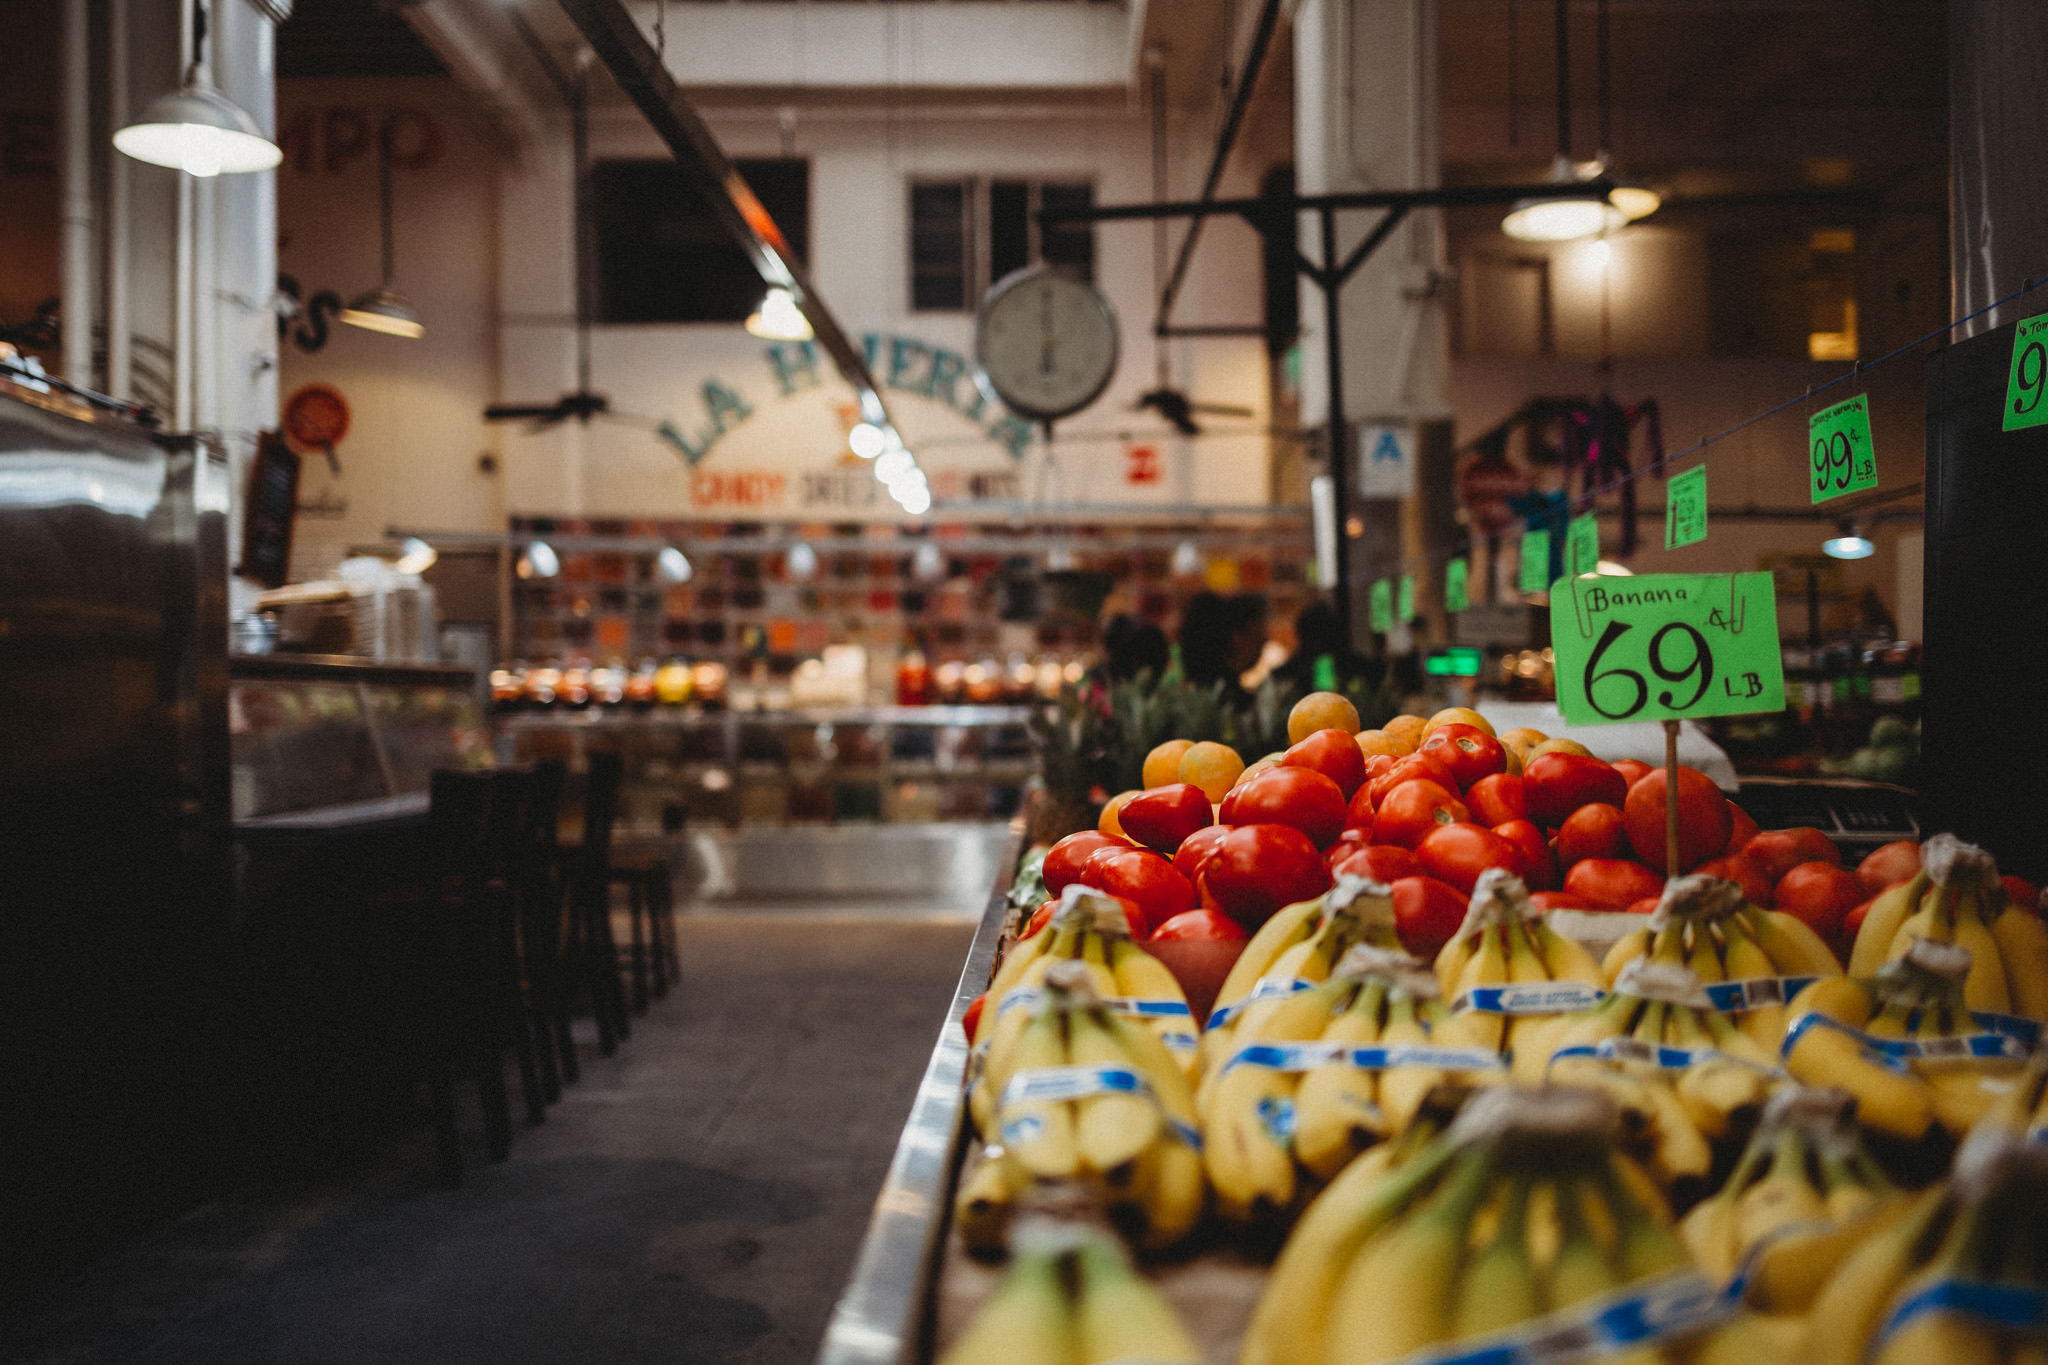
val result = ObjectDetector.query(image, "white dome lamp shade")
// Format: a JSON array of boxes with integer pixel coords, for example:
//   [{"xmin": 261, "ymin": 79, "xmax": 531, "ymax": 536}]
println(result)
[
  {"xmin": 114, "ymin": 1, "xmax": 280, "ymax": 178},
  {"xmin": 1502, "ymin": 156, "xmax": 1627, "ymax": 242},
  {"xmin": 1823, "ymin": 522, "xmax": 1875, "ymax": 560}
]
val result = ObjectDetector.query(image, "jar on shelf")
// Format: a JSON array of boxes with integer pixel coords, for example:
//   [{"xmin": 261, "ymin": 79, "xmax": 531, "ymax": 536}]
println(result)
[
  {"xmin": 624, "ymin": 659, "xmax": 659, "ymax": 708},
  {"xmin": 654, "ymin": 658, "xmax": 693, "ymax": 706},
  {"xmin": 895, "ymin": 650, "xmax": 932, "ymax": 706}
]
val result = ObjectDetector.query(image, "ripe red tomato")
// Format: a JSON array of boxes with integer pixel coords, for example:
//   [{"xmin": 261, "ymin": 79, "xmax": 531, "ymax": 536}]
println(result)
[
  {"xmin": 2002, "ymin": 875, "xmax": 2040, "ymax": 913},
  {"xmin": 1020, "ymin": 899, "xmax": 1056, "ymax": 939},
  {"xmin": 1225, "ymin": 765, "xmax": 1348, "ymax": 848},
  {"xmin": 1624, "ymin": 896, "xmax": 1662, "ymax": 916},
  {"xmin": 1044, "ymin": 830, "xmax": 1126, "ymax": 894},
  {"xmin": 1723, "ymin": 802, "xmax": 1761, "ymax": 856},
  {"xmin": 1695, "ymin": 852, "xmax": 1774, "ymax": 907},
  {"xmin": 1773, "ymin": 861, "xmax": 1863, "ymax": 941},
  {"xmin": 1149, "ymin": 906, "xmax": 1250, "ymax": 942},
  {"xmin": 1744, "ymin": 827, "xmax": 1841, "ymax": 884},
  {"xmin": 1391, "ymin": 876, "xmax": 1470, "ymax": 958},
  {"xmin": 1417, "ymin": 724, "xmax": 1509, "ymax": 792},
  {"xmin": 1172, "ymin": 823, "xmax": 1233, "ymax": 887},
  {"xmin": 1080, "ymin": 847, "xmax": 1194, "ymax": 934},
  {"xmin": 1555, "ymin": 802, "xmax": 1628, "ymax": 867},
  {"xmin": 1622, "ymin": 766, "xmax": 1733, "ymax": 873},
  {"xmin": 962, "ymin": 991, "xmax": 987, "ymax": 1042},
  {"xmin": 1117, "ymin": 783, "xmax": 1214, "ymax": 854},
  {"xmin": 1417, "ymin": 822, "xmax": 1534, "ymax": 894},
  {"xmin": 1530, "ymin": 890, "xmax": 1596, "ymax": 912},
  {"xmin": 1372, "ymin": 779, "xmax": 1472, "ymax": 851},
  {"xmin": 1282, "ymin": 728, "xmax": 1370, "ymax": 799},
  {"xmin": 1201, "ymin": 824, "xmax": 1332, "ymax": 928},
  {"xmin": 1324, "ymin": 828, "xmax": 1374, "ymax": 871},
  {"xmin": 1333, "ymin": 843, "xmax": 1421, "ymax": 885},
  {"xmin": 1856, "ymin": 840, "xmax": 1922, "ymax": 895},
  {"xmin": 1366, "ymin": 752, "xmax": 1460, "ymax": 811},
  {"xmin": 1613, "ymin": 758, "xmax": 1654, "ymax": 788},
  {"xmin": 1523, "ymin": 752, "xmax": 1630, "ymax": 827},
  {"xmin": 1343, "ymin": 781, "xmax": 1376, "ymax": 832},
  {"xmin": 1493, "ymin": 818, "xmax": 1556, "ymax": 890},
  {"xmin": 1563, "ymin": 857, "xmax": 1666, "ymax": 910},
  {"xmin": 1465, "ymin": 773, "xmax": 1526, "ymax": 827},
  {"xmin": 1843, "ymin": 897, "xmax": 1874, "ymax": 939}
]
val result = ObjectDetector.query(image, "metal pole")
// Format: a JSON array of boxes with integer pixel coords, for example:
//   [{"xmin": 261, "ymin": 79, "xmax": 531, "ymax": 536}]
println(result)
[
  {"xmin": 60, "ymin": 0, "xmax": 92, "ymax": 385},
  {"xmin": 1320, "ymin": 207, "xmax": 1352, "ymax": 650}
]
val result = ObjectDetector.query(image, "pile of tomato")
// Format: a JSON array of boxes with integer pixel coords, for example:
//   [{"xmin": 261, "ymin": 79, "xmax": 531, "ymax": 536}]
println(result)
[{"xmin": 1032, "ymin": 696, "xmax": 1967, "ymax": 973}]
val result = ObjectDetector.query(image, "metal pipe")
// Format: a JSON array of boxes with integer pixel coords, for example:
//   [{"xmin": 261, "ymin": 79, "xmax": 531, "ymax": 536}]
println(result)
[
  {"xmin": 60, "ymin": 0, "xmax": 92, "ymax": 385},
  {"xmin": 1042, "ymin": 177, "xmax": 1615, "ymax": 225},
  {"xmin": 173, "ymin": 0, "xmax": 197, "ymax": 430},
  {"xmin": 107, "ymin": 0, "xmax": 132, "ymax": 401},
  {"xmin": 1319, "ymin": 206, "xmax": 1354, "ymax": 647}
]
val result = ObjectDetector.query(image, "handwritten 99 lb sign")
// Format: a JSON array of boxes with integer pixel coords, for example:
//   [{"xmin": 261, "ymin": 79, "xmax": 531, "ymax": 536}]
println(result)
[{"xmin": 1551, "ymin": 573, "xmax": 1786, "ymax": 726}]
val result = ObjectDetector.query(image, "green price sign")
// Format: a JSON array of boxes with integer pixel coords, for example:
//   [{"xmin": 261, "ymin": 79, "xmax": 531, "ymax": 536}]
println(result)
[
  {"xmin": 1369, "ymin": 579, "xmax": 1393, "ymax": 633},
  {"xmin": 1550, "ymin": 572, "xmax": 1785, "ymax": 726},
  {"xmin": 1518, "ymin": 529, "xmax": 1552, "ymax": 594},
  {"xmin": 1445, "ymin": 557, "xmax": 1470, "ymax": 612},
  {"xmin": 1567, "ymin": 514, "xmax": 1599, "ymax": 576},
  {"xmin": 1665, "ymin": 465, "xmax": 1708, "ymax": 549},
  {"xmin": 2005, "ymin": 316, "xmax": 2048, "ymax": 432},
  {"xmin": 1809, "ymin": 395, "xmax": 1877, "ymax": 502},
  {"xmin": 1397, "ymin": 575, "xmax": 1415, "ymax": 622}
]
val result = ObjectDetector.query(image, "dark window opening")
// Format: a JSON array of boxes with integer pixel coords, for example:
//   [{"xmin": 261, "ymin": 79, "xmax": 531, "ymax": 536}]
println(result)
[{"xmin": 909, "ymin": 176, "xmax": 1094, "ymax": 312}]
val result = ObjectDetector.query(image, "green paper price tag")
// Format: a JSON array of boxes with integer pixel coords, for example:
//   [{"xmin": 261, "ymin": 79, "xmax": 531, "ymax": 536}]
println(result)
[
  {"xmin": 1369, "ymin": 579, "xmax": 1393, "ymax": 633},
  {"xmin": 1809, "ymin": 395, "xmax": 1877, "ymax": 502},
  {"xmin": 1551, "ymin": 572, "xmax": 1785, "ymax": 726},
  {"xmin": 1397, "ymin": 575, "xmax": 1415, "ymax": 622},
  {"xmin": 1518, "ymin": 529, "xmax": 1551, "ymax": 594},
  {"xmin": 1445, "ymin": 557, "xmax": 1470, "ymax": 612},
  {"xmin": 2005, "ymin": 316, "xmax": 2048, "ymax": 432},
  {"xmin": 1665, "ymin": 465, "xmax": 1708, "ymax": 549},
  {"xmin": 1567, "ymin": 514, "xmax": 1599, "ymax": 576},
  {"xmin": 1313, "ymin": 655, "xmax": 1337, "ymax": 691}
]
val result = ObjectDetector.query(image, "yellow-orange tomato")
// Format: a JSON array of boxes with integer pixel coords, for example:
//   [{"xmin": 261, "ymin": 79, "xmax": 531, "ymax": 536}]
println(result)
[
  {"xmin": 1237, "ymin": 755, "xmax": 1284, "ymax": 788},
  {"xmin": 1142, "ymin": 738, "xmax": 1196, "ymax": 790},
  {"xmin": 1498, "ymin": 727, "xmax": 1549, "ymax": 761},
  {"xmin": 1356, "ymin": 729, "xmax": 1412, "ymax": 759},
  {"xmin": 1287, "ymin": 691, "xmax": 1361, "ymax": 744},
  {"xmin": 1098, "ymin": 789, "xmax": 1141, "ymax": 837},
  {"xmin": 1381, "ymin": 714, "xmax": 1428, "ymax": 752},
  {"xmin": 1528, "ymin": 736, "xmax": 1594, "ymax": 761},
  {"xmin": 1501, "ymin": 745, "xmax": 1524, "ymax": 777},
  {"xmin": 1423, "ymin": 706, "xmax": 1495, "ymax": 739},
  {"xmin": 1178, "ymin": 741, "xmax": 1246, "ymax": 802}
]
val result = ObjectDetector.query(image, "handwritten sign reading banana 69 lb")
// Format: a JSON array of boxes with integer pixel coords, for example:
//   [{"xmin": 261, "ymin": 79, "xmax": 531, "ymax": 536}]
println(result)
[{"xmin": 1551, "ymin": 572, "xmax": 1786, "ymax": 726}]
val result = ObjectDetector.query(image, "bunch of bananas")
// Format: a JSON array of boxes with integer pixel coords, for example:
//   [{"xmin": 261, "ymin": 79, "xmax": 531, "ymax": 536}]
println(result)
[
  {"xmin": 1239, "ymin": 1086, "xmax": 1724, "ymax": 1365},
  {"xmin": 939, "ymin": 1212, "xmax": 1201, "ymax": 1365},
  {"xmin": 1788, "ymin": 1124, "xmax": 2048, "ymax": 1365},
  {"xmin": 1198, "ymin": 946, "xmax": 1505, "ymax": 1221},
  {"xmin": 1431, "ymin": 868, "xmax": 1608, "ymax": 1053},
  {"xmin": 1604, "ymin": 873, "xmax": 1844, "ymax": 1047},
  {"xmin": 1782, "ymin": 938, "xmax": 2035, "ymax": 1142},
  {"xmin": 971, "ymin": 886, "xmax": 1199, "ymax": 1139},
  {"xmin": 1849, "ymin": 833, "xmax": 2048, "ymax": 1019},
  {"xmin": 1200, "ymin": 874, "xmax": 1405, "ymax": 1074},
  {"xmin": 1512, "ymin": 960, "xmax": 1783, "ymax": 1195},
  {"xmin": 1680, "ymin": 1087, "xmax": 1905, "ymax": 1313},
  {"xmin": 966, "ymin": 961, "xmax": 1205, "ymax": 1252}
]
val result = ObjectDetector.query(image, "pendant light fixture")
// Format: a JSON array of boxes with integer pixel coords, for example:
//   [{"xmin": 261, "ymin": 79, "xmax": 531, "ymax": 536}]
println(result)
[
  {"xmin": 114, "ymin": 0, "xmax": 281, "ymax": 177},
  {"xmin": 745, "ymin": 285, "xmax": 812, "ymax": 341},
  {"xmin": 1822, "ymin": 522, "xmax": 1875, "ymax": 560},
  {"xmin": 340, "ymin": 119, "xmax": 423, "ymax": 338},
  {"xmin": 1501, "ymin": 0, "xmax": 1634, "ymax": 242}
]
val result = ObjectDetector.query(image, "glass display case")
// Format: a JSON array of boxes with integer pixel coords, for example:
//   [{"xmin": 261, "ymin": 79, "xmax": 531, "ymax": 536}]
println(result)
[
  {"xmin": 229, "ymin": 656, "xmax": 491, "ymax": 826},
  {"xmin": 496, "ymin": 705, "xmax": 1035, "ymax": 837}
]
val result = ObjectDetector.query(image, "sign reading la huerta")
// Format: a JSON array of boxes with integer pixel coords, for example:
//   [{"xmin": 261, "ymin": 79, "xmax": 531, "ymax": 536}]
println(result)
[{"xmin": 655, "ymin": 335, "xmax": 1036, "ymax": 466}]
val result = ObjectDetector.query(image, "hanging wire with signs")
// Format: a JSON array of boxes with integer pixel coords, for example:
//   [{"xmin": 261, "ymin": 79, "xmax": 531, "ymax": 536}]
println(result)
[{"xmin": 1366, "ymin": 271, "xmax": 2048, "ymax": 592}]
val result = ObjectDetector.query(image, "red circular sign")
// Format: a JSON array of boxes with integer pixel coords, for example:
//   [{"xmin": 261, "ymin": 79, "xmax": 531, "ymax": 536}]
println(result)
[
  {"xmin": 1457, "ymin": 454, "xmax": 1530, "ymax": 535},
  {"xmin": 283, "ymin": 383, "xmax": 351, "ymax": 451}
]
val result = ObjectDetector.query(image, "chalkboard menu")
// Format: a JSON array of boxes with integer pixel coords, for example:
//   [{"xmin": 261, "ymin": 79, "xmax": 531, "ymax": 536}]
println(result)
[{"xmin": 238, "ymin": 431, "xmax": 299, "ymax": 588}]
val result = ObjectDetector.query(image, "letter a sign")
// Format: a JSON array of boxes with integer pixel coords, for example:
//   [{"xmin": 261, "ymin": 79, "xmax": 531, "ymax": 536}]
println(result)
[{"xmin": 1355, "ymin": 423, "xmax": 1415, "ymax": 497}]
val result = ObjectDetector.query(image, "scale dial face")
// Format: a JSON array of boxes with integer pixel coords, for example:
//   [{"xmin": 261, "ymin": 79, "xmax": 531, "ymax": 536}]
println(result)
[{"xmin": 974, "ymin": 266, "xmax": 1120, "ymax": 422}]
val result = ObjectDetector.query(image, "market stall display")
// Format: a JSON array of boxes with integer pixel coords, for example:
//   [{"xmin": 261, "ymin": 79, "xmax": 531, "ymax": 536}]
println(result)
[{"xmin": 822, "ymin": 691, "xmax": 2048, "ymax": 1365}]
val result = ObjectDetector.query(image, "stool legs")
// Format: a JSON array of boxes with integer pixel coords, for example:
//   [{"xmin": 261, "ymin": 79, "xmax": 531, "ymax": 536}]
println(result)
[{"xmin": 627, "ymin": 877, "xmax": 649, "ymax": 1015}]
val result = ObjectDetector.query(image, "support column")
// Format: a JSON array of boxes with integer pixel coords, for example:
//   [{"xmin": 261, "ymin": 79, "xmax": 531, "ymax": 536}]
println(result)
[
  {"xmin": 1950, "ymin": 0, "xmax": 2048, "ymax": 336},
  {"xmin": 1293, "ymin": 0, "xmax": 1450, "ymax": 650}
]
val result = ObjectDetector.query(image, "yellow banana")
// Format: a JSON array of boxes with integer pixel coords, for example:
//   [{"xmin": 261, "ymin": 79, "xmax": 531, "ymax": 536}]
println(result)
[
  {"xmin": 1850, "ymin": 870, "xmax": 1930, "ymax": 975},
  {"xmin": 1744, "ymin": 1194, "xmax": 1917, "ymax": 1316},
  {"xmin": 1991, "ymin": 902, "xmax": 2048, "ymax": 1019},
  {"xmin": 1720, "ymin": 916, "xmax": 1789, "ymax": 1047},
  {"xmin": 937, "ymin": 1241, "xmax": 1073, "ymax": 1365},
  {"xmin": 1734, "ymin": 1127, "xmax": 1828, "ymax": 1250},
  {"xmin": 953, "ymin": 1145, "xmax": 1022, "ymax": 1256},
  {"xmin": 1532, "ymin": 918, "xmax": 1605, "ymax": 985},
  {"xmin": 997, "ymin": 1005, "xmax": 1080, "ymax": 1180},
  {"xmin": 1066, "ymin": 1005, "xmax": 1160, "ymax": 1184},
  {"xmin": 1070, "ymin": 1235, "xmax": 1201, "ymax": 1365},
  {"xmin": 1602, "ymin": 926, "xmax": 1653, "ymax": 986},
  {"xmin": 1948, "ymin": 895, "xmax": 2013, "ymax": 1014},
  {"xmin": 1804, "ymin": 1186, "xmax": 1952, "ymax": 1365},
  {"xmin": 1324, "ymin": 1148, "xmax": 1498, "ymax": 1364},
  {"xmin": 1749, "ymin": 906, "xmax": 1845, "ymax": 976},
  {"xmin": 1130, "ymin": 1131, "xmax": 1205, "ymax": 1250},
  {"xmin": 1449, "ymin": 1173, "xmax": 1539, "ymax": 1340},
  {"xmin": 1292, "ymin": 981, "xmax": 1390, "ymax": 1180},
  {"xmin": 1209, "ymin": 895, "xmax": 1328, "ymax": 1018}
]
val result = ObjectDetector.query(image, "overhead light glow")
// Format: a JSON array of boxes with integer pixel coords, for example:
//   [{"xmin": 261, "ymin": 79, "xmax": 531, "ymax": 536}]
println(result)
[
  {"xmin": 896, "ymin": 484, "xmax": 932, "ymax": 516},
  {"xmin": 518, "ymin": 540, "xmax": 560, "ymax": 579},
  {"xmin": 786, "ymin": 542, "xmax": 818, "ymax": 579},
  {"xmin": 393, "ymin": 537, "xmax": 437, "ymax": 575},
  {"xmin": 913, "ymin": 542, "xmax": 944, "ymax": 580},
  {"xmin": 1609, "ymin": 184, "xmax": 1662, "ymax": 221},
  {"xmin": 656, "ymin": 546, "xmax": 694, "ymax": 583},
  {"xmin": 848, "ymin": 422, "xmax": 887, "ymax": 459},
  {"xmin": 1823, "ymin": 529, "xmax": 1875, "ymax": 560},
  {"xmin": 1171, "ymin": 539, "xmax": 1202, "ymax": 577},
  {"xmin": 1594, "ymin": 559, "xmax": 1634, "ymax": 577},
  {"xmin": 744, "ymin": 286, "xmax": 813, "ymax": 341},
  {"xmin": 1502, "ymin": 155, "xmax": 1627, "ymax": 242},
  {"xmin": 874, "ymin": 449, "xmax": 915, "ymax": 484},
  {"xmin": 339, "ymin": 287, "xmax": 423, "ymax": 339}
]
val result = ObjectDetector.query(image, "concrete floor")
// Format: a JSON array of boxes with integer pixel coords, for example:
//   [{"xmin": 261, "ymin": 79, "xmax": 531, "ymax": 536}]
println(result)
[{"xmin": 1, "ymin": 915, "xmax": 975, "ymax": 1365}]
